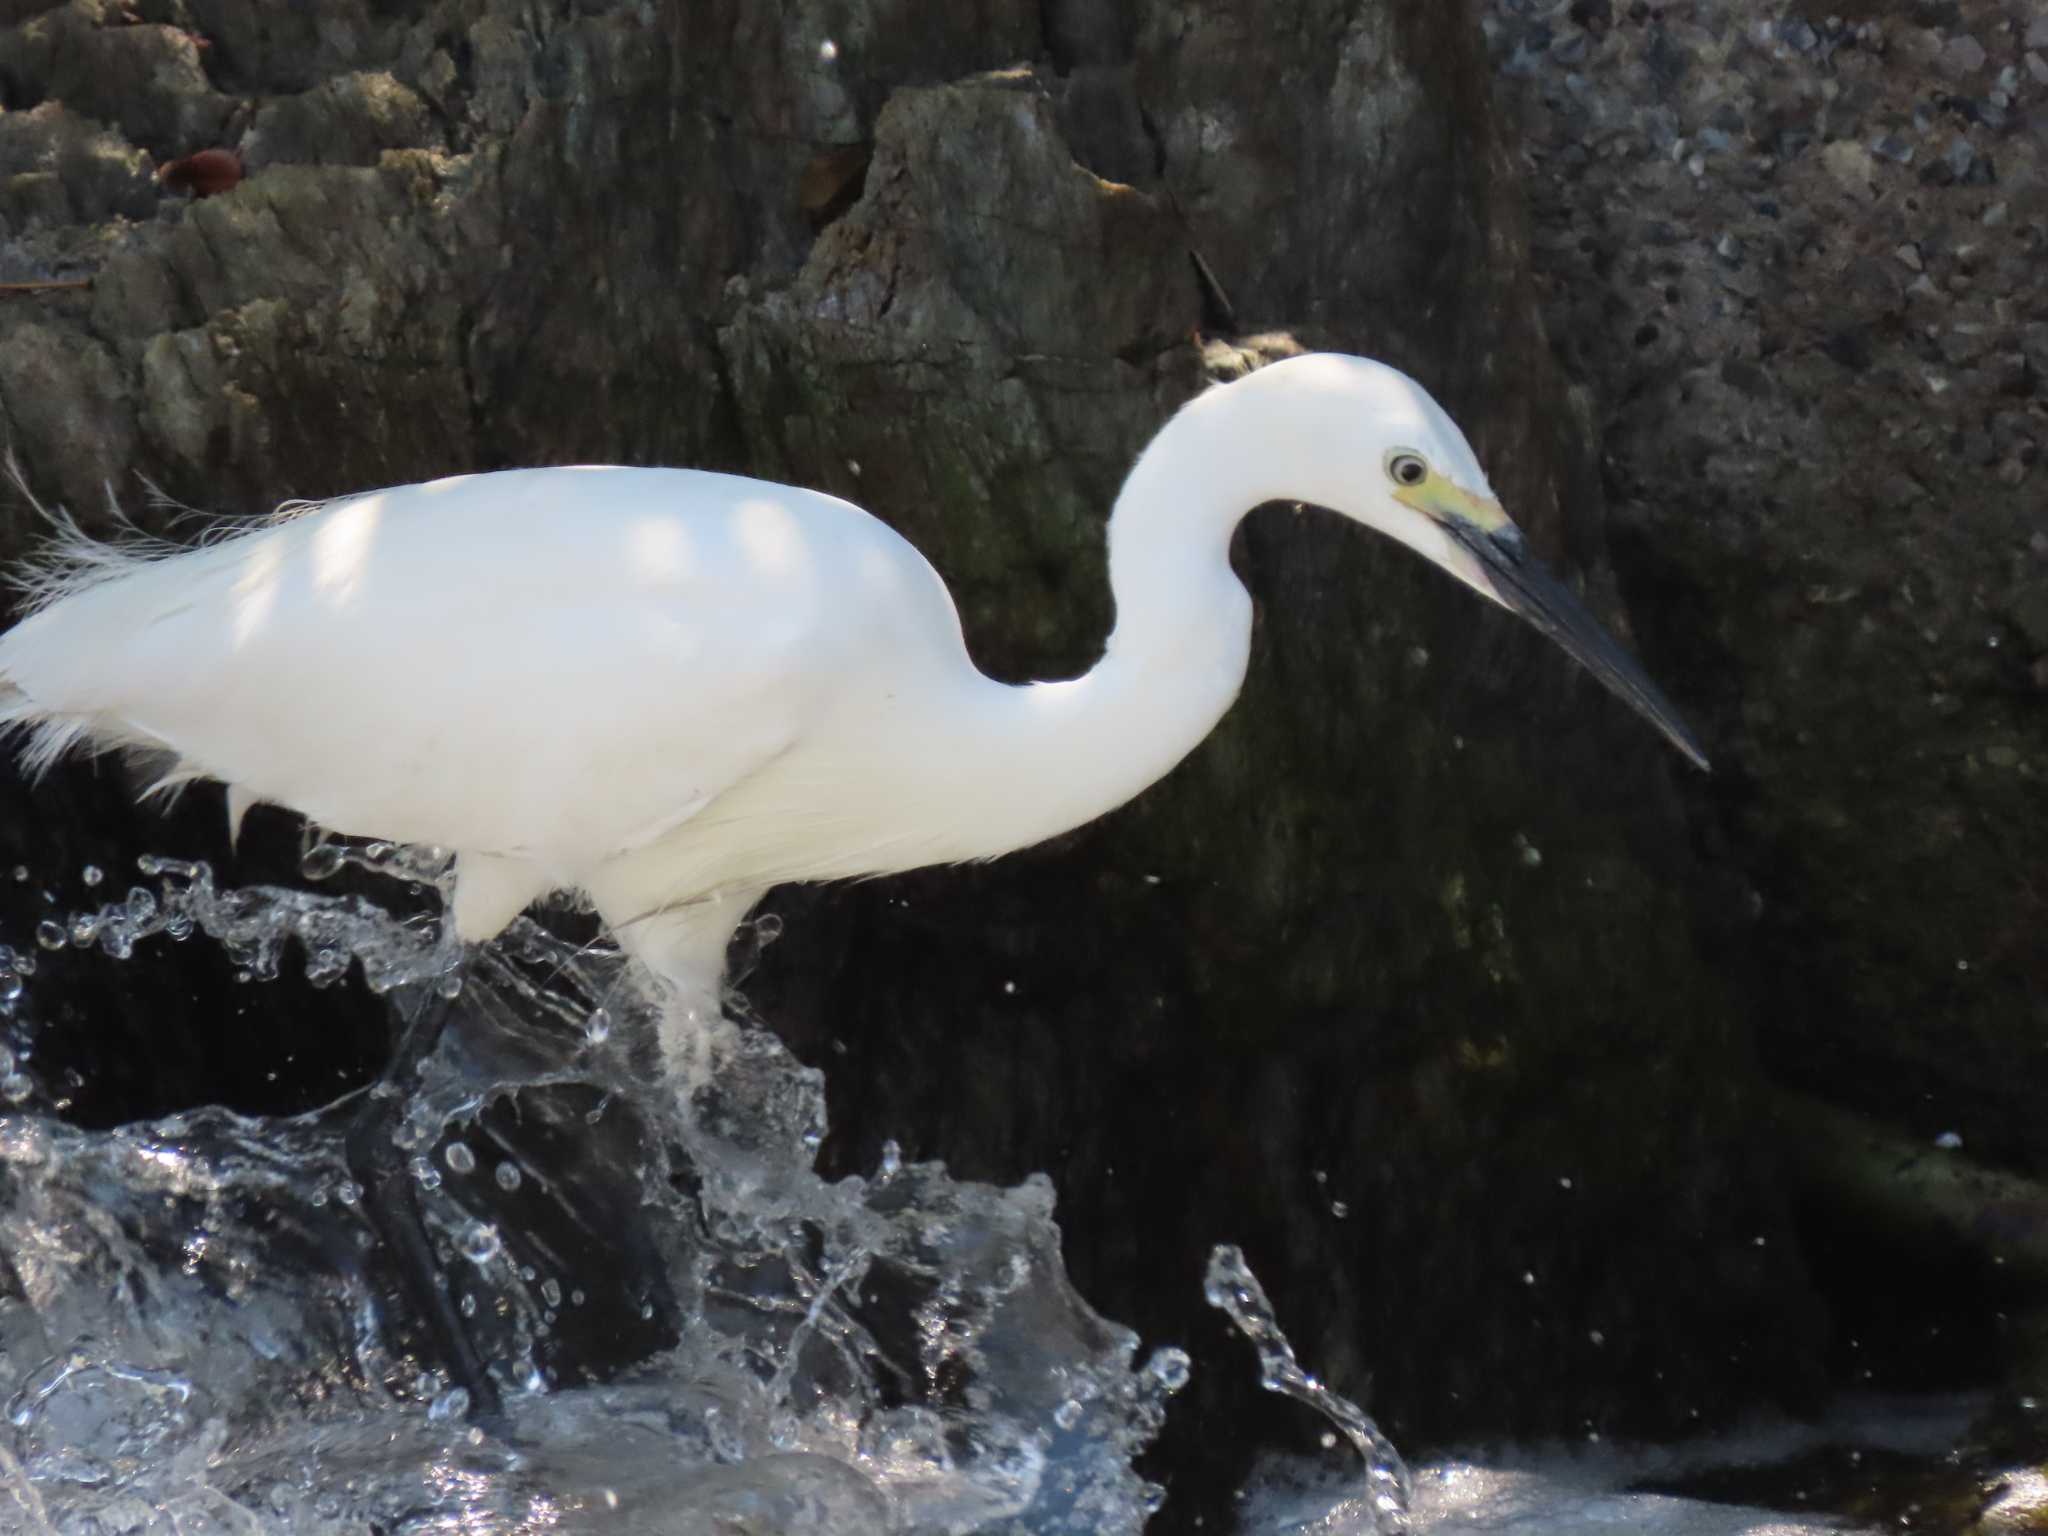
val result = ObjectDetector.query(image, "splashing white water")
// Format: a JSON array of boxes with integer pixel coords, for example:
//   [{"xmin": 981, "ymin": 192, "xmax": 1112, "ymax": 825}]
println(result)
[
  {"xmin": 0, "ymin": 859, "xmax": 1190, "ymax": 1533},
  {"xmin": 1206, "ymin": 1243, "xmax": 1411, "ymax": 1534}
]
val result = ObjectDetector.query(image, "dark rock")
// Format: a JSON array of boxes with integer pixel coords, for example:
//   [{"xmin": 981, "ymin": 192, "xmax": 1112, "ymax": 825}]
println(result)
[
  {"xmin": 0, "ymin": 103, "xmax": 157, "ymax": 225},
  {"xmin": 0, "ymin": 0, "xmax": 1836, "ymax": 1496},
  {"xmin": 1719, "ymin": 357, "xmax": 1769, "ymax": 395},
  {"xmin": 1644, "ymin": 24, "xmax": 1689, "ymax": 87},
  {"xmin": 2009, "ymin": 588, "xmax": 2048, "ymax": 653},
  {"xmin": 1823, "ymin": 329, "xmax": 1873, "ymax": 371},
  {"xmin": 243, "ymin": 72, "xmax": 438, "ymax": 168},
  {"xmin": 1044, "ymin": 0, "xmax": 1133, "ymax": 72},
  {"xmin": 1051, "ymin": 63, "xmax": 1156, "ymax": 187},
  {"xmin": 0, "ymin": 8, "xmax": 234, "ymax": 155}
]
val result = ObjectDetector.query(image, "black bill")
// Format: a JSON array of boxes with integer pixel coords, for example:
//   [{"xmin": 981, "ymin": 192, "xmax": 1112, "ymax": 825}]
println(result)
[{"xmin": 1447, "ymin": 521, "xmax": 1710, "ymax": 772}]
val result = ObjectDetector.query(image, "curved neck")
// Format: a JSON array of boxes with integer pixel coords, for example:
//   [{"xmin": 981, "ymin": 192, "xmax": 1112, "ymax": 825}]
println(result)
[{"xmin": 958, "ymin": 393, "xmax": 1269, "ymax": 856}]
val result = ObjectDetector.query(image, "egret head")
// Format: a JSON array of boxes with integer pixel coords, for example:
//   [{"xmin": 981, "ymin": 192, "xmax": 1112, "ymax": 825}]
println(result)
[{"xmin": 1244, "ymin": 354, "xmax": 1709, "ymax": 771}]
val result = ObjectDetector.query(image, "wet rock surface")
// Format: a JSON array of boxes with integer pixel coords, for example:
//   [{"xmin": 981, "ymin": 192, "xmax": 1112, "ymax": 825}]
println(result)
[
  {"xmin": 1483, "ymin": 0, "xmax": 2047, "ymax": 1213},
  {"xmin": 1, "ymin": 0, "xmax": 2037, "ymax": 1525}
]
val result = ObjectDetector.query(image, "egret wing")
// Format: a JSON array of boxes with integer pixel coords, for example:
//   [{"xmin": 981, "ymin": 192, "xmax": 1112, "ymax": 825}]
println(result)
[{"xmin": 0, "ymin": 469, "xmax": 907, "ymax": 868}]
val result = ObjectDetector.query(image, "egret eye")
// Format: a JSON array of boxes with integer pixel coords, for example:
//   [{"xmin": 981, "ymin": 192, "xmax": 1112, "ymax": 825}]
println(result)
[{"xmin": 1387, "ymin": 452, "xmax": 1429, "ymax": 488}]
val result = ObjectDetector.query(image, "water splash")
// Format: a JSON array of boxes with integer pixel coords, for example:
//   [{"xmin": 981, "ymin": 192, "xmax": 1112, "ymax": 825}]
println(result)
[
  {"xmin": 1206, "ymin": 1243, "xmax": 1412, "ymax": 1534},
  {"xmin": 26, "ymin": 849, "xmax": 456, "ymax": 994},
  {"xmin": 0, "ymin": 866, "xmax": 1190, "ymax": 1533}
]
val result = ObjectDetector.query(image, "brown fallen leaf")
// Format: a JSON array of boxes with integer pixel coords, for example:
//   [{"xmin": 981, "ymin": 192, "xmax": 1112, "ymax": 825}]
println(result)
[{"xmin": 158, "ymin": 148, "xmax": 243, "ymax": 199}]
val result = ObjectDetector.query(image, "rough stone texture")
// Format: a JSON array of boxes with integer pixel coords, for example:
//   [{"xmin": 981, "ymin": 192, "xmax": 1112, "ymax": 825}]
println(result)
[
  {"xmin": 0, "ymin": 0, "xmax": 1928, "ymax": 1521},
  {"xmin": 1483, "ymin": 0, "xmax": 2047, "ymax": 1201}
]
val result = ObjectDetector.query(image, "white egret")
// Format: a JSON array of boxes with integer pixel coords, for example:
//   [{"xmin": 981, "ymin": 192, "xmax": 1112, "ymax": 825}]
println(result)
[{"xmin": 0, "ymin": 352, "xmax": 1705, "ymax": 1411}]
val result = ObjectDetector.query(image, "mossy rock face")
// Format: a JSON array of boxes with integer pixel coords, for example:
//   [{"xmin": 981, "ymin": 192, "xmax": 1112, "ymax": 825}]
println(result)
[{"xmin": 0, "ymin": 0, "xmax": 1832, "ymax": 1498}]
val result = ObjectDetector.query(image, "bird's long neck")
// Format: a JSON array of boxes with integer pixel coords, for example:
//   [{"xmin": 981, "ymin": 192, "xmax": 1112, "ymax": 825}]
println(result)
[{"xmin": 965, "ymin": 391, "xmax": 1270, "ymax": 854}]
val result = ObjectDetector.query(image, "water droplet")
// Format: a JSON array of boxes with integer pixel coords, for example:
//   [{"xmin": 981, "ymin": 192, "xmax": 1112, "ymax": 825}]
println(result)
[
  {"xmin": 541, "ymin": 1278, "xmax": 563, "ymax": 1308},
  {"xmin": 583, "ymin": 1007, "xmax": 612, "ymax": 1045},
  {"xmin": 459, "ymin": 1222, "xmax": 501, "ymax": 1264},
  {"xmin": 0, "ymin": 973, "xmax": 22, "ymax": 1008},
  {"xmin": 409, "ymin": 1155, "xmax": 442, "ymax": 1191},
  {"xmin": 494, "ymin": 1162, "xmax": 522, "ymax": 1192},
  {"xmin": 436, "ymin": 972, "xmax": 463, "ymax": 999},
  {"xmin": 299, "ymin": 842, "xmax": 346, "ymax": 881},
  {"xmin": 878, "ymin": 1139, "xmax": 902, "ymax": 1178},
  {"xmin": 9, "ymin": 867, "xmax": 25, "ymax": 882},
  {"xmin": 1329, "ymin": 1199, "xmax": 1350, "ymax": 1219},
  {"xmin": 1053, "ymin": 1399, "xmax": 1084, "ymax": 1430},
  {"xmin": 460, "ymin": 1293, "xmax": 478, "ymax": 1318},
  {"xmin": 571, "ymin": 1289, "xmax": 586, "ymax": 1307},
  {"xmin": 427, "ymin": 1386, "xmax": 470, "ymax": 1422},
  {"xmin": 445, "ymin": 1142, "xmax": 476, "ymax": 1174},
  {"xmin": 1320, "ymin": 1431, "xmax": 1338, "ymax": 1449},
  {"xmin": 81, "ymin": 864, "xmax": 102, "ymax": 887},
  {"xmin": 818, "ymin": 37, "xmax": 838, "ymax": 61},
  {"xmin": 335, "ymin": 1180, "xmax": 361, "ymax": 1207},
  {"xmin": 1144, "ymin": 1348, "xmax": 1191, "ymax": 1392},
  {"xmin": 1, "ymin": 1072, "xmax": 31, "ymax": 1104},
  {"xmin": 1935, "ymin": 1130, "xmax": 1963, "ymax": 1150},
  {"xmin": 1202, "ymin": 1245, "xmax": 1408, "ymax": 1513}
]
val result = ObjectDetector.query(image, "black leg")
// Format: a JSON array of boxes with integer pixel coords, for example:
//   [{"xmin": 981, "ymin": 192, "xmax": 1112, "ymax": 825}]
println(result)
[{"xmin": 344, "ymin": 988, "xmax": 505, "ymax": 1424}]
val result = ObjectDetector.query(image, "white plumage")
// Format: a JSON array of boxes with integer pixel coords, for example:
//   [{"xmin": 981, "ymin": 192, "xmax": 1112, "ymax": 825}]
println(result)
[{"xmin": 0, "ymin": 355, "xmax": 1704, "ymax": 1042}]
